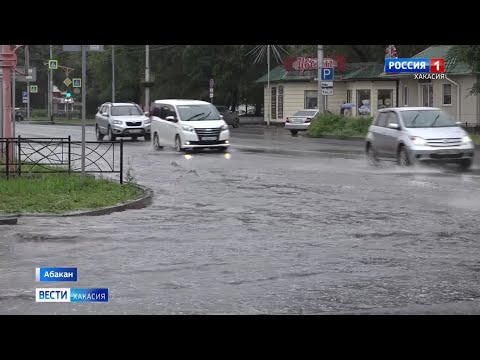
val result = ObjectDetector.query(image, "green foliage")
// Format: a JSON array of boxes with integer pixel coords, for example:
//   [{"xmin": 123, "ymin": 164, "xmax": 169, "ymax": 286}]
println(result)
[
  {"xmin": 23, "ymin": 45, "xmax": 430, "ymax": 116},
  {"xmin": 0, "ymin": 173, "xmax": 143, "ymax": 214},
  {"xmin": 308, "ymin": 112, "xmax": 373, "ymax": 138},
  {"xmin": 470, "ymin": 134, "xmax": 480, "ymax": 145},
  {"xmin": 447, "ymin": 45, "xmax": 480, "ymax": 95},
  {"xmin": 32, "ymin": 109, "xmax": 47, "ymax": 118}
]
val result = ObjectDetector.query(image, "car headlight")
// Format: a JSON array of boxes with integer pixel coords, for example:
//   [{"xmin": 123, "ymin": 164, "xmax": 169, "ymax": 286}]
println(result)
[
  {"xmin": 144, "ymin": 118, "xmax": 151, "ymax": 124},
  {"xmin": 112, "ymin": 120, "xmax": 123, "ymax": 125},
  {"xmin": 221, "ymin": 124, "xmax": 229, "ymax": 131},
  {"xmin": 182, "ymin": 125, "xmax": 195, "ymax": 132},
  {"xmin": 410, "ymin": 136, "xmax": 427, "ymax": 146},
  {"xmin": 462, "ymin": 135, "xmax": 472, "ymax": 143}
]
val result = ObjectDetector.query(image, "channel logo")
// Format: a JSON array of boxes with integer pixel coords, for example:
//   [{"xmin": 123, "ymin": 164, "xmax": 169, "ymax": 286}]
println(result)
[
  {"xmin": 385, "ymin": 58, "xmax": 445, "ymax": 73},
  {"xmin": 36, "ymin": 288, "xmax": 109, "ymax": 302},
  {"xmin": 36, "ymin": 267, "xmax": 78, "ymax": 282}
]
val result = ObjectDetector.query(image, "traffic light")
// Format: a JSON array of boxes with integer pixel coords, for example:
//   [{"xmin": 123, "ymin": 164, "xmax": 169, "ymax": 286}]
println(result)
[{"xmin": 66, "ymin": 92, "xmax": 71, "ymax": 98}]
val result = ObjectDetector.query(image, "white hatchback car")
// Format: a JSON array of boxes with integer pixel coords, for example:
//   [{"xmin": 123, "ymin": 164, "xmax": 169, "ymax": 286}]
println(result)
[{"xmin": 150, "ymin": 99, "xmax": 230, "ymax": 152}]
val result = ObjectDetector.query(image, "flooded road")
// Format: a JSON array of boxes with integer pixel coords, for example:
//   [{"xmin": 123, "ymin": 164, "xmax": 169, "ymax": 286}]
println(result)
[{"xmin": 1, "ymin": 124, "xmax": 480, "ymax": 314}]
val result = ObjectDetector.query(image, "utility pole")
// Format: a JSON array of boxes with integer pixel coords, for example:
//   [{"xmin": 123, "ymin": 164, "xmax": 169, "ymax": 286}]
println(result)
[
  {"xmin": 49, "ymin": 45, "xmax": 53, "ymax": 120},
  {"xmin": 145, "ymin": 45, "xmax": 149, "ymax": 112},
  {"xmin": 266, "ymin": 44, "xmax": 270, "ymax": 127},
  {"xmin": 317, "ymin": 45, "xmax": 324, "ymax": 113},
  {"xmin": 81, "ymin": 45, "xmax": 86, "ymax": 184},
  {"xmin": 112, "ymin": 45, "xmax": 115, "ymax": 102},
  {"xmin": 26, "ymin": 45, "xmax": 30, "ymax": 119}
]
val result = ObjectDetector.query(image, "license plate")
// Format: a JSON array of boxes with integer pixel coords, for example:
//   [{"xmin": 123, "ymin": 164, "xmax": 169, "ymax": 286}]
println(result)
[
  {"xmin": 129, "ymin": 129, "xmax": 142, "ymax": 133},
  {"xmin": 292, "ymin": 119, "xmax": 303, "ymax": 123},
  {"xmin": 201, "ymin": 136, "xmax": 217, "ymax": 141}
]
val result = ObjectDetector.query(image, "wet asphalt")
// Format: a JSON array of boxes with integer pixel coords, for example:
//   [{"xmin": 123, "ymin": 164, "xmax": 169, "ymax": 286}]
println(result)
[{"xmin": 1, "ymin": 124, "xmax": 480, "ymax": 314}]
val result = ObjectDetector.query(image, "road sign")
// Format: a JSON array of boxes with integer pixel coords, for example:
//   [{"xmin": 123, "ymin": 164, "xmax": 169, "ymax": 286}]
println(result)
[
  {"xmin": 22, "ymin": 90, "xmax": 28, "ymax": 104},
  {"xmin": 63, "ymin": 45, "xmax": 105, "ymax": 52},
  {"xmin": 321, "ymin": 68, "xmax": 334, "ymax": 81},
  {"xmin": 11, "ymin": 66, "xmax": 37, "ymax": 82},
  {"xmin": 321, "ymin": 81, "xmax": 334, "ymax": 88},
  {"xmin": 209, "ymin": 78, "xmax": 214, "ymax": 88},
  {"xmin": 73, "ymin": 88, "xmax": 80, "ymax": 94},
  {"xmin": 48, "ymin": 60, "xmax": 58, "ymax": 70},
  {"xmin": 321, "ymin": 88, "xmax": 334, "ymax": 96},
  {"xmin": 63, "ymin": 78, "xmax": 72, "ymax": 87},
  {"xmin": 73, "ymin": 78, "xmax": 81, "ymax": 88},
  {"xmin": 209, "ymin": 87, "xmax": 213, "ymax": 98},
  {"xmin": 30, "ymin": 85, "xmax": 38, "ymax": 93}
]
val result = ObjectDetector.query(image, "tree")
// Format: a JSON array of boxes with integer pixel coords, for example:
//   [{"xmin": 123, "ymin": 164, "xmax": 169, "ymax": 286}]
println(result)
[{"xmin": 447, "ymin": 45, "xmax": 480, "ymax": 95}]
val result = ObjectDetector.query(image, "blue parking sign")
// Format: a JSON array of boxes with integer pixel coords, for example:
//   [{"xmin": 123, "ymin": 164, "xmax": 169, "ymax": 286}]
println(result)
[{"xmin": 321, "ymin": 68, "xmax": 334, "ymax": 81}]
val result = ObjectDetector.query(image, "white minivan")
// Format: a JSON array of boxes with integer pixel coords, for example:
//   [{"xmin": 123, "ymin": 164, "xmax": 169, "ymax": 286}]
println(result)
[{"xmin": 150, "ymin": 99, "xmax": 230, "ymax": 152}]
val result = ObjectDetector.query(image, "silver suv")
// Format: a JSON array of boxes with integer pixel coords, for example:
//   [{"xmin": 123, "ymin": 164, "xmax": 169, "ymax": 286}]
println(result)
[
  {"xmin": 95, "ymin": 102, "xmax": 151, "ymax": 141},
  {"xmin": 366, "ymin": 107, "xmax": 475, "ymax": 170}
]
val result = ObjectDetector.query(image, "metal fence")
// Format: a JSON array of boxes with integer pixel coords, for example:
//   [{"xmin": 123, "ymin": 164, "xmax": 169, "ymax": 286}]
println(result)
[
  {"xmin": 462, "ymin": 123, "xmax": 480, "ymax": 135},
  {"xmin": 0, "ymin": 136, "xmax": 124, "ymax": 183}
]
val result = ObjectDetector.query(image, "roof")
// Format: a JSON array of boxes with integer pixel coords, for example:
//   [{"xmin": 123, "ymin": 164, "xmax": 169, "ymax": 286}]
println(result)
[
  {"xmin": 256, "ymin": 62, "xmax": 389, "ymax": 84},
  {"xmin": 380, "ymin": 45, "xmax": 475, "ymax": 77},
  {"xmin": 412, "ymin": 45, "xmax": 472, "ymax": 74},
  {"xmin": 108, "ymin": 102, "xmax": 139, "ymax": 106},
  {"xmin": 153, "ymin": 99, "xmax": 211, "ymax": 105}
]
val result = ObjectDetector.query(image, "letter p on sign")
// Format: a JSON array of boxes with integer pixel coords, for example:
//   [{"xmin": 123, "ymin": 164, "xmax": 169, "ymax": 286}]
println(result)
[{"xmin": 321, "ymin": 68, "xmax": 334, "ymax": 81}]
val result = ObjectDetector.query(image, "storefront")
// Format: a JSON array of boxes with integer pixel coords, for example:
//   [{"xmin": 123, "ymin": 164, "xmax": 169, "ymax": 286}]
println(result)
[{"xmin": 256, "ymin": 60, "xmax": 397, "ymax": 123}]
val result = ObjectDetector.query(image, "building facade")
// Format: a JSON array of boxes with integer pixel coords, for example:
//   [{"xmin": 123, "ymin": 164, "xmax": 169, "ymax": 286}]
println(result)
[{"xmin": 257, "ymin": 46, "xmax": 480, "ymax": 125}]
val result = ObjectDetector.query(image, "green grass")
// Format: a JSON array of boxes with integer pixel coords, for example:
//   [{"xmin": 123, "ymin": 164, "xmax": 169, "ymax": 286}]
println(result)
[
  {"xmin": 0, "ymin": 172, "xmax": 144, "ymax": 214},
  {"xmin": 470, "ymin": 134, "xmax": 480, "ymax": 145},
  {"xmin": 307, "ymin": 112, "xmax": 373, "ymax": 138}
]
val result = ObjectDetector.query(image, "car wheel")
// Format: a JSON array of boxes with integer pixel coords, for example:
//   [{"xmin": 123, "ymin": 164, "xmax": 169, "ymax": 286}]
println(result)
[
  {"xmin": 153, "ymin": 133, "xmax": 163, "ymax": 150},
  {"xmin": 15, "ymin": 115, "xmax": 23, "ymax": 122},
  {"xmin": 95, "ymin": 125, "xmax": 104, "ymax": 140},
  {"xmin": 366, "ymin": 145, "xmax": 380, "ymax": 167},
  {"xmin": 131, "ymin": 136, "xmax": 138, "ymax": 141},
  {"xmin": 175, "ymin": 135, "xmax": 183, "ymax": 152},
  {"xmin": 290, "ymin": 130, "xmax": 298, "ymax": 136},
  {"xmin": 398, "ymin": 146, "xmax": 411, "ymax": 166},
  {"xmin": 459, "ymin": 158, "xmax": 472, "ymax": 171},
  {"xmin": 233, "ymin": 118, "xmax": 240, "ymax": 128},
  {"xmin": 108, "ymin": 126, "xmax": 116, "ymax": 141},
  {"xmin": 145, "ymin": 133, "xmax": 151, "ymax": 141}
]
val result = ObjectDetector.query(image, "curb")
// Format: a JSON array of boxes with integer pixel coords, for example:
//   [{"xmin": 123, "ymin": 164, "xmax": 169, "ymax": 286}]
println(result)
[
  {"xmin": 1, "ymin": 184, "xmax": 153, "ymax": 218},
  {"xmin": 304, "ymin": 134, "xmax": 365, "ymax": 141},
  {"xmin": 0, "ymin": 216, "xmax": 18, "ymax": 225},
  {"xmin": 20, "ymin": 121, "xmax": 95, "ymax": 126}
]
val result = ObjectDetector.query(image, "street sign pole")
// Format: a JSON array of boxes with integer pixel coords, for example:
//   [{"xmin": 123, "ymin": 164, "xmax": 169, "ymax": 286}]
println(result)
[
  {"xmin": 26, "ymin": 45, "xmax": 30, "ymax": 119},
  {"xmin": 49, "ymin": 45, "xmax": 53, "ymax": 121},
  {"xmin": 112, "ymin": 45, "xmax": 115, "ymax": 102},
  {"xmin": 317, "ymin": 45, "xmax": 324, "ymax": 113},
  {"xmin": 81, "ymin": 45, "xmax": 86, "ymax": 185}
]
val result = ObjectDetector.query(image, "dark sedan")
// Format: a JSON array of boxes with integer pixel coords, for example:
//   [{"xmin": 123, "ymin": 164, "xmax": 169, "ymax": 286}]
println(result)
[{"xmin": 216, "ymin": 106, "xmax": 240, "ymax": 128}]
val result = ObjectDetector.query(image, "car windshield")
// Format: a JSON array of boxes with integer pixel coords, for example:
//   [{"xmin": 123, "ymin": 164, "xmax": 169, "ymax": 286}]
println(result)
[
  {"xmin": 402, "ymin": 110, "xmax": 456, "ymax": 128},
  {"xmin": 293, "ymin": 110, "xmax": 317, "ymax": 117},
  {"xmin": 177, "ymin": 104, "xmax": 221, "ymax": 121},
  {"xmin": 110, "ymin": 105, "xmax": 144, "ymax": 116}
]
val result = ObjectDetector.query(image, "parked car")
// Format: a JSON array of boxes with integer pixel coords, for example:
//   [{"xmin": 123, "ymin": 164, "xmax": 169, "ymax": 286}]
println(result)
[
  {"xmin": 14, "ymin": 108, "xmax": 25, "ymax": 122},
  {"xmin": 95, "ymin": 102, "xmax": 151, "ymax": 141},
  {"xmin": 365, "ymin": 107, "xmax": 475, "ymax": 170},
  {"xmin": 150, "ymin": 99, "xmax": 230, "ymax": 152},
  {"xmin": 215, "ymin": 106, "xmax": 240, "ymax": 128},
  {"xmin": 284, "ymin": 109, "xmax": 319, "ymax": 136}
]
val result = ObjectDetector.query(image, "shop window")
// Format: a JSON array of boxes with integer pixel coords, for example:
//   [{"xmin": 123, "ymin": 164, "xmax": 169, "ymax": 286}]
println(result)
[
  {"xmin": 346, "ymin": 90, "xmax": 352, "ymax": 103},
  {"xmin": 378, "ymin": 89, "xmax": 393, "ymax": 109},
  {"xmin": 271, "ymin": 87, "xmax": 277, "ymax": 119},
  {"xmin": 443, "ymin": 84, "xmax": 452, "ymax": 105},
  {"xmin": 304, "ymin": 90, "xmax": 318, "ymax": 109},
  {"xmin": 356, "ymin": 90, "xmax": 371, "ymax": 115}
]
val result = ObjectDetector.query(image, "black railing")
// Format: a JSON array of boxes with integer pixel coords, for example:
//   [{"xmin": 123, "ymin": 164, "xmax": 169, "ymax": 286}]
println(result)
[
  {"xmin": 462, "ymin": 123, "xmax": 480, "ymax": 135},
  {"xmin": 1, "ymin": 136, "xmax": 124, "ymax": 183}
]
